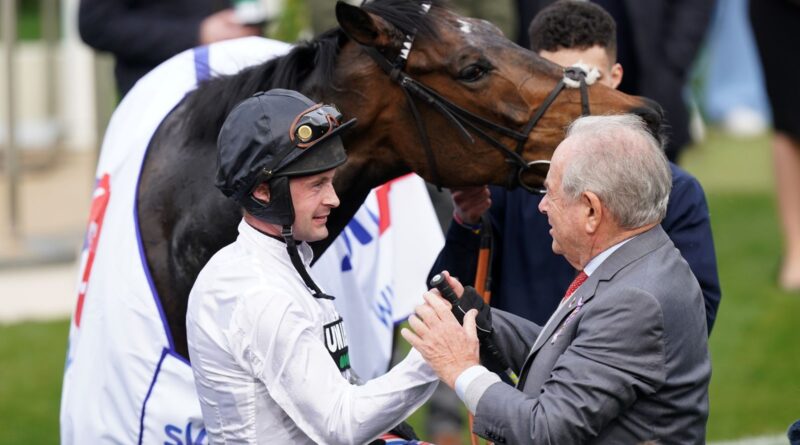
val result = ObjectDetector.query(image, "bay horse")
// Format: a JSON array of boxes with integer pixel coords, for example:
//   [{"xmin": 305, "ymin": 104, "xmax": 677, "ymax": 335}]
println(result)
[{"xmin": 138, "ymin": 0, "xmax": 662, "ymax": 359}]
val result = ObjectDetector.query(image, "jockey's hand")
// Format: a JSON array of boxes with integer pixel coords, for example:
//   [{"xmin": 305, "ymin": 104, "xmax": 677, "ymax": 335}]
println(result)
[
  {"xmin": 402, "ymin": 292, "xmax": 480, "ymax": 389},
  {"xmin": 451, "ymin": 186, "xmax": 490, "ymax": 226}
]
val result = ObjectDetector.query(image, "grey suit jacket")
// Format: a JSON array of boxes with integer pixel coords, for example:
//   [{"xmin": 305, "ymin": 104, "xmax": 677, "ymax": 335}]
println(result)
[{"xmin": 472, "ymin": 226, "xmax": 711, "ymax": 444}]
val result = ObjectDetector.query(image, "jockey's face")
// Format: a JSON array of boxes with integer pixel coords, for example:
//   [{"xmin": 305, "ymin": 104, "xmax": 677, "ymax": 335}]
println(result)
[
  {"xmin": 539, "ymin": 45, "xmax": 623, "ymax": 89},
  {"xmin": 289, "ymin": 168, "xmax": 340, "ymax": 242}
]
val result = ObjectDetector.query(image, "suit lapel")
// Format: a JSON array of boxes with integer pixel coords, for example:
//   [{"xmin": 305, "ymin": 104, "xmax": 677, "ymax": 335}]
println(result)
[
  {"xmin": 515, "ymin": 281, "xmax": 599, "ymax": 389},
  {"xmin": 516, "ymin": 226, "xmax": 671, "ymax": 389},
  {"xmin": 524, "ymin": 278, "xmax": 599, "ymax": 362}
]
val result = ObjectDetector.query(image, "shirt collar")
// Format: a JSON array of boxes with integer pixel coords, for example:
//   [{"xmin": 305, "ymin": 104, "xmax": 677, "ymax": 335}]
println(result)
[
  {"xmin": 237, "ymin": 219, "xmax": 315, "ymax": 266},
  {"xmin": 583, "ymin": 235, "xmax": 635, "ymax": 276}
]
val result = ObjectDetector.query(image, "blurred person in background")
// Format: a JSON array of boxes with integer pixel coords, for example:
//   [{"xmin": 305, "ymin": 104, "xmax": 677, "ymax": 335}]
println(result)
[
  {"xmin": 431, "ymin": 0, "xmax": 721, "ymax": 335},
  {"xmin": 698, "ymin": 0, "xmax": 769, "ymax": 137},
  {"xmin": 515, "ymin": 0, "xmax": 715, "ymax": 163},
  {"xmin": 750, "ymin": 0, "xmax": 800, "ymax": 291},
  {"xmin": 78, "ymin": 0, "xmax": 261, "ymax": 97}
]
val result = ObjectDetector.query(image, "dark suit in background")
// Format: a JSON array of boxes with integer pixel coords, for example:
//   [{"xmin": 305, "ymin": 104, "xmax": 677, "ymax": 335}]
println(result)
[
  {"xmin": 78, "ymin": 0, "xmax": 231, "ymax": 96},
  {"xmin": 431, "ymin": 163, "xmax": 721, "ymax": 333},
  {"xmin": 517, "ymin": 0, "xmax": 715, "ymax": 162},
  {"xmin": 471, "ymin": 226, "xmax": 710, "ymax": 444}
]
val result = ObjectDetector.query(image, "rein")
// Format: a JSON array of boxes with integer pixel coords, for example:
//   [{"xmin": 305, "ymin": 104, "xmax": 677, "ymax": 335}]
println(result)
[{"xmin": 360, "ymin": 5, "xmax": 593, "ymax": 193}]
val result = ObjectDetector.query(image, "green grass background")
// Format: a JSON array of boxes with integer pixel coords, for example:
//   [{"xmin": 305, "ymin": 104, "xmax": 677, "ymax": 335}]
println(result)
[
  {"xmin": 685, "ymin": 132, "xmax": 800, "ymax": 439},
  {"xmin": 2, "ymin": 130, "xmax": 799, "ymax": 443}
]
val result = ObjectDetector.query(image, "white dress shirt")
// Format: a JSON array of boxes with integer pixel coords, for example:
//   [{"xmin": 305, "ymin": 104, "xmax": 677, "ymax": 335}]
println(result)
[{"xmin": 186, "ymin": 220, "xmax": 438, "ymax": 444}]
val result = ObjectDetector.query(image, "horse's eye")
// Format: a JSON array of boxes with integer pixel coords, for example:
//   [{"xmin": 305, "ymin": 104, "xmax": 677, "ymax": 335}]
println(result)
[{"xmin": 458, "ymin": 64, "xmax": 489, "ymax": 82}]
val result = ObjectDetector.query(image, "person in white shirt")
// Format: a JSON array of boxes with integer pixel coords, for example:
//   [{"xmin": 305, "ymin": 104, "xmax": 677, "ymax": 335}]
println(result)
[{"xmin": 186, "ymin": 89, "xmax": 438, "ymax": 444}]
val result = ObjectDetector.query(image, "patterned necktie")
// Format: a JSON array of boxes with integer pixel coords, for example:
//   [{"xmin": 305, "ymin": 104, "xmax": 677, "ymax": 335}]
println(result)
[{"xmin": 563, "ymin": 271, "xmax": 588, "ymax": 302}]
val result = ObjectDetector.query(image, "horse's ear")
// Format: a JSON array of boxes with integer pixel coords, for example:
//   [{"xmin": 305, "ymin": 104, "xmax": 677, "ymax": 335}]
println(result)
[{"xmin": 336, "ymin": 1, "xmax": 401, "ymax": 49}]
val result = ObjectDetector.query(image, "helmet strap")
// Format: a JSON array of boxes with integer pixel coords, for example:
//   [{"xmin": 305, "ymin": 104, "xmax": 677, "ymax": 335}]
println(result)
[{"xmin": 281, "ymin": 225, "xmax": 335, "ymax": 300}]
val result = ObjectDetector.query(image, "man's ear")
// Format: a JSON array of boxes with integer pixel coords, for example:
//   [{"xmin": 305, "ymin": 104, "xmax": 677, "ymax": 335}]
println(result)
[
  {"xmin": 252, "ymin": 183, "xmax": 271, "ymax": 204},
  {"xmin": 336, "ymin": 1, "xmax": 402, "ymax": 49},
  {"xmin": 609, "ymin": 62, "xmax": 623, "ymax": 89},
  {"xmin": 582, "ymin": 191, "xmax": 603, "ymax": 234}
]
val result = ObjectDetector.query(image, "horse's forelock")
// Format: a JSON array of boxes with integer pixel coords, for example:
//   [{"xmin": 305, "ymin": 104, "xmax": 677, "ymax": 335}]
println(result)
[{"xmin": 361, "ymin": 0, "xmax": 446, "ymax": 39}]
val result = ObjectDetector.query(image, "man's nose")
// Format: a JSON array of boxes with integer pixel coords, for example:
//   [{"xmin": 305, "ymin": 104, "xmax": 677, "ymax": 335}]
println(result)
[
  {"xmin": 538, "ymin": 194, "xmax": 548, "ymax": 214},
  {"xmin": 325, "ymin": 185, "xmax": 340, "ymax": 208}
]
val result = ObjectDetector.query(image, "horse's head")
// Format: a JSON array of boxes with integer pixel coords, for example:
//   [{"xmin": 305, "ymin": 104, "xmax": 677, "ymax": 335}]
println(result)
[{"xmin": 331, "ymin": 0, "xmax": 663, "ymax": 191}]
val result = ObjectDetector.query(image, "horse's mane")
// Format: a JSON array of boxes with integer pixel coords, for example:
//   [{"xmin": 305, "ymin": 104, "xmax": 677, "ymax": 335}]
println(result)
[{"xmin": 183, "ymin": 0, "xmax": 444, "ymax": 143}]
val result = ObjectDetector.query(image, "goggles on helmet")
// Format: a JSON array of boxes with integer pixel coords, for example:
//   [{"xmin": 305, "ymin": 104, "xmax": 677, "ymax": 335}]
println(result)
[{"xmin": 289, "ymin": 103, "xmax": 345, "ymax": 149}]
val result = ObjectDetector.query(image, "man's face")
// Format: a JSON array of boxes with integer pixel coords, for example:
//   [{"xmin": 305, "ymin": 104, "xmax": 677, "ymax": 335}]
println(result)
[
  {"xmin": 289, "ymin": 168, "xmax": 340, "ymax": 242},
  {"xmin": 539, "ymin": 45, "xmax": 622, "ymax": 89},
  {"xmin": 538, "ymin": 138, "xmax": 587, "ymax": 269}
]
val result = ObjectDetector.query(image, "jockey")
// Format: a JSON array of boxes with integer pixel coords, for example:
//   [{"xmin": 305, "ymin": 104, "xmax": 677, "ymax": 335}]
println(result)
[{"xmin": 186, "ymin": 89, "xmax": 438, "ymax": 444}]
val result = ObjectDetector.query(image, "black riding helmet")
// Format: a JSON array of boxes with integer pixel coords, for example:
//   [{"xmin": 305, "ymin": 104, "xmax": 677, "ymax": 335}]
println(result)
[
  {"xmin": 216, "ymin": 89, "xmax": 356, "ymax": 301},
  {"xmin": 216, "ymin": 89, "xmax": 356, "ymax": 226}
]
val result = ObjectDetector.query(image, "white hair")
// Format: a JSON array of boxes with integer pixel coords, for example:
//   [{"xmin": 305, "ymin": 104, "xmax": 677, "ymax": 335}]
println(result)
[{"xmin": 560, "ymin": 114, "xmax": 671, "ymax": 229}]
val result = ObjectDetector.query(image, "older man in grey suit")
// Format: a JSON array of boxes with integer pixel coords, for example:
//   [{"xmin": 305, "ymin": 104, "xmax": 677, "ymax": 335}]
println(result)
[{"xmin": 403, "ymin": 114, "xmax": 711, "ymax": 444}]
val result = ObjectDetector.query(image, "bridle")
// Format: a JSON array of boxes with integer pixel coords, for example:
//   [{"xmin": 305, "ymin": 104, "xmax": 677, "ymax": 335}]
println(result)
[{"xmin": 360, "ymin": 3, "xmax": 593, "ymax": 193}]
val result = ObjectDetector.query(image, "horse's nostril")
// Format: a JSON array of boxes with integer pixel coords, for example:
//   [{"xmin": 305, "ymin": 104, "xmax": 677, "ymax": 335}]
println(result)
[{"xmin": 631, "ymin": 98, "xmax": 665, "ymax": 145}]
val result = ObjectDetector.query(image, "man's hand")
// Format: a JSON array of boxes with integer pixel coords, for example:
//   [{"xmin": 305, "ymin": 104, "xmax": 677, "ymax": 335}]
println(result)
[
  {"xmin": 200, "ymin": 9, "xmax": 261, "ymax": 45},
  {"xmin": 401, "ymin": 292, "xmax": 480, "ymax": 389},
  {"xmin": 451, "ymin": 186, "xmax": 491, "ymax": 226}
]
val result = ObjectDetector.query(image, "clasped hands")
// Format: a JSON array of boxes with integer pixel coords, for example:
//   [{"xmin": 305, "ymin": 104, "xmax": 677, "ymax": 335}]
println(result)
[{"xmin": 401, "ymin": 272, "xmax": 480, "ymax": 389}]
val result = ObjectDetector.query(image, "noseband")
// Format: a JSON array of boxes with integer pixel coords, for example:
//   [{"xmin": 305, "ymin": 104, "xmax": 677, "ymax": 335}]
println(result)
[{"xmin": 361, "ymin": 5, "xmax": 594, "ymax": 193}]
